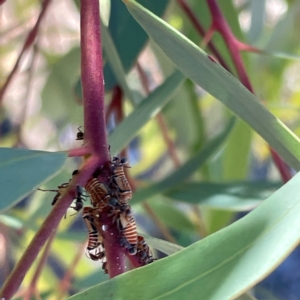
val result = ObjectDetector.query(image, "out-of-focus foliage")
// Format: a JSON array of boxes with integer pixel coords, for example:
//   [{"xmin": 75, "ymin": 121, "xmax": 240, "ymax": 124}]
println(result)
[{"xmin": 1, "ymin": 0, "xmax": 300, "ymax": 299}]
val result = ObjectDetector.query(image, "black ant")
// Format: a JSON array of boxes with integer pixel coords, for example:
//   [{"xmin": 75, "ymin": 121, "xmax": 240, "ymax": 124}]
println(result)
[{"xmin": 76, "ymin": 126, "xmax": 84, "ymax": 140}]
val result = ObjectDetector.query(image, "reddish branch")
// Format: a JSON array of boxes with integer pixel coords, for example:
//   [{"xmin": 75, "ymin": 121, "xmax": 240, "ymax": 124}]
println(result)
[
  {"xmin": 15, "ymin": 43, "xmax": 39, "ymax": 146},
  {"xmin": 23, "ymin": 230, "xmax": 56, "ymax": 300},
  {"xmin": 177, "ymin": 0, "xmax": 230, "ymax": 71},
  {"xmin": 270, "ymin": 148, "xmax": 292, "ymax": 183},
  {"xmin": 179, "ymin": 0, "xmax": 291, "ymax": 181},
  {"xmin": 205, "ymin": 0, "xmax": 252, "ymax": 91},
  {"xmin": 0, "ymin": 0, "xmax": 52, "ymax": 104},
  {"xmin": 136, "ymin": 62, "xmax": 181, "ymax": 167},
  {"xmin": 58, "ymin": 242, "xmax": 86, "ymax": 298},
  {"xmin": 112, "ymin": 86, "xmax": 124, "ymax": 123},
  {"xmin": 0, "ymin": 156, "xmax": 99, "ymax": 299},
  {"xmin": 1, "ymin": 0, "xmax": 153, "ymax": 295},
  {"xmin": 80, "ymin": 0, "xmax": 133, "ymax": 278},
  {"xmin": 81, "ymin": 0, "xmax": 109, "ymax": 160},
  {"xmin": 206, "ymin": 0, "xmax": 291, "ymax": 181},
  {"xmin": 105, "ymin": 89, "xmax": 120, "ymax": 123}
]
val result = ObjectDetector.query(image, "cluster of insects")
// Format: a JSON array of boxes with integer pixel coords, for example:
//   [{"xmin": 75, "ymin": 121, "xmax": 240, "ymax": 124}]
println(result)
[{"xmin": 40, "ymin": 128, "xmax": 155, "ymax": 273}]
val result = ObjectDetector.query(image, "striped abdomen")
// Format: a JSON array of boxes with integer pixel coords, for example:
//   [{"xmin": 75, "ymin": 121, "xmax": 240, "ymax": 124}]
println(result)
[
  {"xmin": 112, "ymin": 159, "xmax": 132, "ymax": 203},
  {"xmin": 82, "ymin": 207, "xmax": 103, "ymax": 250},
  {"xmin": 82, "ymin": 207, "xmax": 108, "ymax": 273},
  {"xmin": 85, "ymin": 178, "xmax": 110, "ymax": 209},
  {"xmin": 120, "ymin": 212, "xmax": 137, "ymax": 245}
]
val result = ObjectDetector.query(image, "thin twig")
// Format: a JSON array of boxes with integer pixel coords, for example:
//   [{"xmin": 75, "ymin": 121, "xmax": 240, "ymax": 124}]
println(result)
[
  {"xmin": 57, "ymin": 242, "xmax": 86, "ymax": 299},
  {"xmin": 68, "ymin": 146, "xmax": 91, "ymax": 157},
  {"xmin": 269, "ymin": 147, "xmax": 291, "ymax": 183},
  {"xmin": 0, "ymin": 156, "xmax": 100, "ymax": 299},
  {"xmin": 135, "ymin": 62, "xmax": 180, "ymax": 242},
  {"xmin": 205, "ymin": 0, "xmax": 292, "ymax": 181},
  {"xmin": 15, "ymin": 43, "xmax": 39, "ymax": 146},
  {"xmin": 177, "ymin": 0, "xmax": 230, "ymax": 71},
  {"xmin": 193, "ymin": 205, "xmax": 207, "ymax": 238},
  {"xmin": 0, "ymin": 0, "xmax": 52, "ymax": 103},
  {"xmin": 23, "ymin": 230, "xmax": 56, "ymax": 300},
  {"xmin": 136, "ymin": 62, "xmax": 181, "ymax": 167},
  {"xmin": 142, "ymin": 202, "xmax": 177, "ymax": 244},
  {"xmin": 206, "ymin": 0, "xmax": 252, "ymax": 91}
]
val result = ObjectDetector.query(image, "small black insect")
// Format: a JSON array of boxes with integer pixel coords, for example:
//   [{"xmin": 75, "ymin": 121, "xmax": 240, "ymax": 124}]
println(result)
[
  {"xmin": 70, "ymin": 185, "xmax": 88, "ymax": 213},
  {"xmin": 76, "ymin": 126, "xmax": 84, "ymax": 140}
]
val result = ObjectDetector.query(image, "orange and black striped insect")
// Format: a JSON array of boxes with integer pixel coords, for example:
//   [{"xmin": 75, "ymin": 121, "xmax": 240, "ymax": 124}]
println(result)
[
  {"xmin": 111, "ymin": 157, "xmax": 132, "ymax": 204},
  {"xmin": 85, "ymin": 177, "xmax": 113, "ymax": 209},
  {"xmin": 82, "ymin": 206, "xmax": 108, "ymax": 273},
  {"xmin": 82, "ymin": 207, "xmax": 103, "ymax": 250},
  {"xmin": 118, "ymin": 208, "xmax": 138, "ymax": 255}
]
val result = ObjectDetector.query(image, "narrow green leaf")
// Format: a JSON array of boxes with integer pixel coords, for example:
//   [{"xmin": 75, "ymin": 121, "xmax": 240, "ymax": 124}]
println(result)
[
  {"xmin": 236, "ymin": 293, "xmax": 257, "ymax": 300},
  {"xmin": 222, "ymin": 119, "xmax": 252, "ymax": 180},
  {"xmin": 101, "ymin": 19, "xmax": 135, "ymax": 105},
  {"xmin": 165, "ymin": 181, "xmax": 281, "ymax": 211},
  {"xmin": 73, "ymin": 270, "xmax": 108, "ymax": 290},
  {"xmin": 42, "ymin": 48, "xmax": 82, "ymax": 123},
  {"xmin": 148, "ymin": 198, "xmax": 196, "ymax": 231},
  {"xmin": 145, "ymin": 235, "xmax": 184, "ymax": 255},
  {"xmin": 248, "ymin": 0, "xmax": 266, "ymax": 43},
  {"xmin": 109, "ymin": 71, "xmax": 184, "ymax": 155},
  {"xmin": 104, "ymin": 0, "xmax": 169, "ymax": 90},
  {"xmin": 131, "ymin": 117, "xmax": 236, "ymax": 204},
  {"xmin": 260, "ymin": 50, "xmax": 300, "ymax": 61},
  {"xmin": 0, "ymin": 215, "xmax": 23, "ymax": 229},
  {"xmin": 0, "ymin": 148, "xmax": 67, "ymax": 212},
  {"xmin": 124, "ymin": 0, "xmax": 300, "ymax": 170},
  {"xmin": 68, "ymin": 171, "xmax": 300, "ymax": 300},
  {"xmin": 202, "ymin": 208, "xmax": 234, "ymax": 235}
]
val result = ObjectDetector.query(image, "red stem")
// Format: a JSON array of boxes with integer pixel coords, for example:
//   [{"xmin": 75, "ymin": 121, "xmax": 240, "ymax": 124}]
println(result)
[
  {"xmin": 205, "ymin": 0, "xmax": 291, "ymax": 181},
  {"xmin": 177, "ymin": 0, "xmax": 230, "ymax": 71},
  {"xmin": 80, "ymin": 0, "xmax": 131, "ymax": 277},
  {"xmin": 269, "ymin": 148, "xmax": 292, "ymax": 183},
  {"xmin": 0, "ymin": 156, "xmax": 99, "ymax": 299},
  {"xmin": 0, "ymin": 0, "xmax": 52, "ymax": 104},
  {"xmin": 206, "ymin": 0, "xmax": 253, "ymax": 92},
  {"xmin": 67, "ymin": 146, "xmax": 90, "ymax": 157},
  {"xmin": 81, "ymin": 0, "xmax": 109, "ymax": 160},
  {"xmin": 58, "ymin": 242, "xmax": 86, "ymax": 298},
  {"xmin": 136, "ymin": 62, "xmax": 181, "ymax": 167},
  {"xmin": 100, "ymin": 213, "xmax": 127, "ymax": 277},
  {"xmin": 23, "ymin": 230, "xmax": 56, "ymax": 300}
]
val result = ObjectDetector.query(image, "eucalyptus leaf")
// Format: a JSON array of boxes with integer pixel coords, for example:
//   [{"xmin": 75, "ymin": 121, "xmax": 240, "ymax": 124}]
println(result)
[
  {"xmin": 145, "ymin": 235, "xmax": 184, "ymax": 255},
  {"xmin": 68, "ymin": 170, "xmax": 300, "ymax": 300},
  {"xmin": 104, "ymin": 0, "xmax": 169, "ymax": 90},
  {"xmin": 101, "ymin": 19, "xmax": 135, "ymax": 105},
  {"xmin": 41, "ymin": 48, "xmax": 82, "ymax": 123},
  {"xmin": 248, "ymin": 0, "xmax": 266, "ymax": 43},
  {"xmin": 132, "ymin": 117, "xmax": 236, "ymax": 204},
  {"xmin": 236, "ymin": 292, "xmax": 257, "ymax": 300},
  {"xmin": 165, "ymin": 181, "xmax": 281, "ymax": 211},
  {"xmin": 0, "ymin": 148, "xmax": 66, "ymax": 212},
  {"xmin": 109, "ymin": 70, "xmax": 184, "ymax": 155},
  {"xmin": 124, "ymin": 0, "xmax": 300, "ymax": 171}
]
